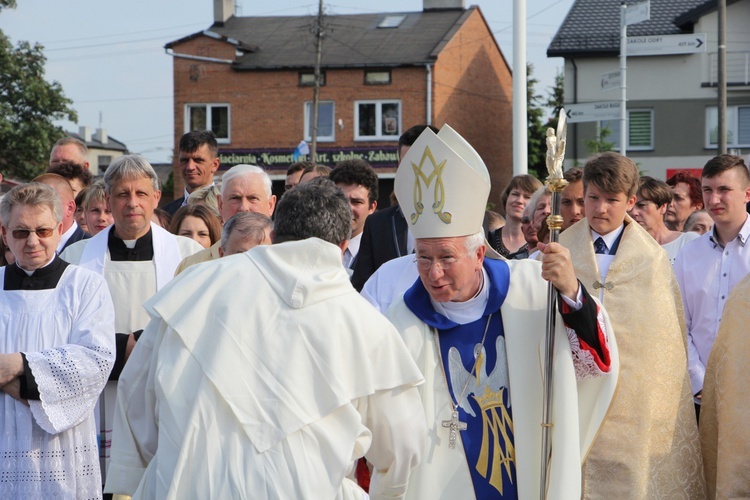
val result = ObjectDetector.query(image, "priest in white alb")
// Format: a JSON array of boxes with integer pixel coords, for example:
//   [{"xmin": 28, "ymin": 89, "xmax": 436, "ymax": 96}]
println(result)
[
  {"xmin": 104, "ymin": 179, "xmax": 427, "ymax": 499},
  {"xmin": 61, "ymin": 155, "xmax": 202, "ymax": 480},
  {"xmin": 1, "ymin": 183, "xmax": 115, "ymax": 498},
  {"xmin": 386, "ymin": 125, "xmax": 619, "ymax": 499}
]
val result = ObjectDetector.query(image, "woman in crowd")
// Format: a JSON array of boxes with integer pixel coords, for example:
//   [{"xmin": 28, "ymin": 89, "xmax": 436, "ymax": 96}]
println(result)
[
  {"xmin": 169, "ymin": 204, "xmax": 222, "ymax": 249},
  {"xmin": 665, "ymin": 171, "xmax": 703, "ymax": 231},
  {"xmin": 629, "ymin": 176, "xmax": 699, "ymax": 263},
  {"xmin": 487, "ymin": 174, "xmax": 542, "ymax": 259},
  {"xmin": 83, "ymin": 181, "xmax": 114, "ymax": 236}
]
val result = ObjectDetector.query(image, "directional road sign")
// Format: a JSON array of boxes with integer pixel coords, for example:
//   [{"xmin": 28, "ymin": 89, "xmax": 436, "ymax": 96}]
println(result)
[
  {"xmin": 627, "ymin": 33, "xmax": 707, "ymax": 56},
  {"xmin": 564, "ymin": 101, "xmax": 621, "ymax": 124},
  {"xmin": 600, "ymin": 70, "xmax": 622, "ymax": 92}
]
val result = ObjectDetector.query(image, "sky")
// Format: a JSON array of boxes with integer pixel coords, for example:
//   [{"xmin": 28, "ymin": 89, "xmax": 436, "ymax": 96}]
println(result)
[{"xmin": 0, "ymin": 0, "xmax": 575, "ymax": 164}]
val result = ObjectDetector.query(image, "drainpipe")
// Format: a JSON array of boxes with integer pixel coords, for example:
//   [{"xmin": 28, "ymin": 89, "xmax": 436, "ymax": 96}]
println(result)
[{"xmin": 426, "ymin": 64, "xmax": 433, "ymax": 125}]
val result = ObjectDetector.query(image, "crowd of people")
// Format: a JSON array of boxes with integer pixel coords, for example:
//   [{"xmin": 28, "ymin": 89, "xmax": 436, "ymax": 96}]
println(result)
[{"xmin": 0, "ymin": 123, "xmax": 748, "ymax": 499}]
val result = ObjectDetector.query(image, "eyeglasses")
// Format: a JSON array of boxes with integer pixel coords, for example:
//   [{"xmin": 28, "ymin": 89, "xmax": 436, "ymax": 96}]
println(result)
[
  {"xmin": 10, "ymin": 227, "xmax": 56, "ymax": 239},
  {"xmin": 415, "ymin": 254, "xmax": 466, "ymax": 271}
]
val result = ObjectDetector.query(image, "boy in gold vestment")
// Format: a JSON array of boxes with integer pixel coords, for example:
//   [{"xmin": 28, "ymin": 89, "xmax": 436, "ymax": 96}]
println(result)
[{"xmin": 559, "ymin": 152, "xmax": 705, "ymax": 498}]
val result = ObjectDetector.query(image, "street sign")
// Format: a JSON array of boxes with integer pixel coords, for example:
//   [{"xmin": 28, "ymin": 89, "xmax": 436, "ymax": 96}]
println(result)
[
  {"xmin": 627, "ymin": 33, "xmax": 707, "ymax": 56},
  {"xmin": 564, "ymin": 101, "xmax": 621, "ymax": 123},
  {"xmin": 601, "ymin": 70, "xmax": 622, "ymax": 92},
  {"xmin": 625, "ymin": 1, "xmax": 650, "ymax": 26}
]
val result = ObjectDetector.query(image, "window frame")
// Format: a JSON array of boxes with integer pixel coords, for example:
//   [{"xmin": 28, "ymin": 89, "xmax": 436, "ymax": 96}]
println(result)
[
  {"xmin": 354, "ymin": 99, "xmax": 402, "ymax": 141},
  {"xmin": 304, "ymin": 101, "xmax": 336, "ymax": 142},
  {"xmin": 184, "ymin": 103, "xmax": 231, "ymax": 144},
  {"xmin": 598, "ymin": 108, "xmax": 654, "ymax": 152},
  {"xmin": 705, "ymin": 105, "xmax": 750, "ymax": 149},
  {"xmin": 299, "ymin": 71, "xmax": 326, "ymax": 87},
  {"xmin": 364, "ymin": 70, "xmax": 392, "ymax": 85}
]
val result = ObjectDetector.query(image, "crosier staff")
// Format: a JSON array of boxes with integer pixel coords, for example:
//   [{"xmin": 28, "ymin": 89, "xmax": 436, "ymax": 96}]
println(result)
[{"xmin": 539, "ymin": 109, "xmax": 568, "ymax": 500}]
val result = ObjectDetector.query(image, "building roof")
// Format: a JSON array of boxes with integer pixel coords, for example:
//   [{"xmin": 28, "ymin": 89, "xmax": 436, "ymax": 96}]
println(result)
[
  {"xmin": 547, "ymin": 0, "xmax": 707, "ymax": 58},
  {"xmin": 167, "ymin": 8, "xmax": 475, "ymax": 69},
  {"xmin": 68, "ymin": 131, "xmax": 128, "ymax": 152}
]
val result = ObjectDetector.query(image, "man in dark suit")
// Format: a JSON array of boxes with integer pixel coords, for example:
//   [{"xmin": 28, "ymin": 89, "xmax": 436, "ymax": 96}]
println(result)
[
  {"xmin": 163, "ymin": 130, "xmax": 220, "ymax": 215},
  {"xmin": 350, "ymin": 124, "xmax": 438, "ymax": 291},
  {"xmin": 33, "ymin": 173, "xmax": 90, "ymax": 252}
]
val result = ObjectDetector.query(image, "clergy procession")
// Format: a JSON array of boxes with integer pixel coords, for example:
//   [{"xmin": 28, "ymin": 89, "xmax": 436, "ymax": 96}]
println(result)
[{"xmin": 1, "ymin": 119, "xmax": 750, "ymax": 500}]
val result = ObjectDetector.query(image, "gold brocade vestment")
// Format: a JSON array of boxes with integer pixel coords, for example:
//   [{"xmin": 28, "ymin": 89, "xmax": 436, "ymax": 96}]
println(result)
[
  {"xmin": 700, "ymin": 273, "xmax": 750, "ymax": 498},
  {"xmin": 560, "ymin": 216, "xmax": 705, "ymax": 499}
]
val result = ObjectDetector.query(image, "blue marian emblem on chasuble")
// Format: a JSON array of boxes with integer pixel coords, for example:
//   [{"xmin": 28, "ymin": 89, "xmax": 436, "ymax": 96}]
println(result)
[{"xmin": 449, "ymin": 336, "xmax": 515, "ymax": 496}]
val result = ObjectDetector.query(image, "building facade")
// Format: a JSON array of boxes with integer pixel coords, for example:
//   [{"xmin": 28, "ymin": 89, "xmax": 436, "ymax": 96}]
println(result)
[
  {"xmin": 166, "ymin": 0, "xmax": 513, "ymax": 203},
  {"xmin": 548, "ymin": 0, "xmax": 750, "ymax": 180}
]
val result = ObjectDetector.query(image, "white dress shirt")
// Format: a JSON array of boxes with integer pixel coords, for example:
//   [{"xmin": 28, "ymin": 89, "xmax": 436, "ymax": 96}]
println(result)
[
  {"xmin": 56, "ymin": 220, "xmax": 79, "ymax": 253},
  {"xmin": 344, "ymin": 232, "xmax": 362, "ymax": 269},
  {"xmin": 674, "ymin": 214, "xmax": 750, "ymax": 397}
]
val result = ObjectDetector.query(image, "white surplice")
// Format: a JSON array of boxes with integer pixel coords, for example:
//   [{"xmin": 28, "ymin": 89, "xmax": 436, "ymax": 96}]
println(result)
[
  {"xmin": 0, "ymin": 265, "xmax": 115, "ymax": 499},
  {"xmin": 60, "ymin": 223, "xmax": 202, "ymax": 480},
  {"xmin": 105, "ymin": 238, "xmax": 427, "ymax": 500}
]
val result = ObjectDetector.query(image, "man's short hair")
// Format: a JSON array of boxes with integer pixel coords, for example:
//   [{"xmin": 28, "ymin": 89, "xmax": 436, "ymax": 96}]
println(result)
[
  {"xmin": 300, "ymin": 164, "xmax": 331, "ymax": 180},
  {"xmin": 563, "ymin": 167, "xmax": 583, "ymax": 183},
  {"xmin": 32, "ymin": 173, "xmax": 74, "ymax": 203},
  {"xmin": 220, "ymin": 211, "xmax": 274, "ymax": 253},
  {"xmin": 1, "ymin": 183, "xmax": 62, "ymax": 227},
  {"xmin": 398, "ymin": 124, "xmax": 439, "ymax": 151},
  {"xmin": 637, "ymin": 176, "xmax": 672, "ymax": 207},
  {"xmin": 273, "ymin": 178, "xmax": 352, "ymax": 245},
  {"xmin": 83, "ymin": 181, "xmax": 108, "ymax": 211},
  {"xmin": 52, "ymin": 137, "xmax": 88, "ymax": 159},
  {"xmin": 287, "ymin": 161, "xmax": 312, "ymax": 176},
  {"xmin": 702, "ymin": 154, "xmax": 750, "ymax": 184},
  {"xmin": 499, "ymin": 174, "xmax": 543, "ymax": 216},
  {"xmin": 329, "ymin": 159, "xmax": 379, "ymax": 205},
  {"xmin": 582, "ymin": 152, "xmax": 639, "ymax": 198},
  {"xmin": 103, "ymin": 154, "xmax": 160, "ymax": 193},
  {"xmin": 47, "ymin": 162, "xmax": 94, "ymax": 188},
  {"xmin": 179, "ymin": 130, "xmax": 218, "ymax": 157},
  {"xmin": 221, "ymin": 164, "xmax": 272, "ymax": 197},
  {"xmin": 666, "ymin": 172, "xmax": 702, "ymax": 207}
]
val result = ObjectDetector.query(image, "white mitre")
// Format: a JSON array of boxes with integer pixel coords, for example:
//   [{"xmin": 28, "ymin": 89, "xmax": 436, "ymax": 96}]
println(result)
[{"xmin": 394, "ymin": 124, "xmax": 490, "ymax": 239}]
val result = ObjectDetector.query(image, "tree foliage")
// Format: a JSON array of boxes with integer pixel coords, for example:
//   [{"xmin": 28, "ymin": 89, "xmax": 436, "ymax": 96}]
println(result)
[
  {"xmin": 0, "ymin": 7, "xmax": 77, "ymax": 180},
  {"xmin": 544, "ymin": 70, "xmax": 564, "ymax": 133},
  {"xmin": 526, "ymin": 63, "xmax": 547, "ymax": 179}
]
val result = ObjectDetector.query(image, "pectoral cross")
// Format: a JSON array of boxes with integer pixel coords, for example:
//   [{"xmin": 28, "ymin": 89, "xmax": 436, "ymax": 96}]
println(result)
[{"xmin": 442, "ymin": 409, "xmax": 467, "ymax": 449}]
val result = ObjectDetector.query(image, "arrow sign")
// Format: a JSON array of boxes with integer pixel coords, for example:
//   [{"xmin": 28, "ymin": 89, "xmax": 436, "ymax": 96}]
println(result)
[
  {"xmin": 627, "ymin": 33, "xmax": 708, "ymax": 56},
  {"xmin": 564, "ymin": 101, "xmax": 621, "ymax": 123}
]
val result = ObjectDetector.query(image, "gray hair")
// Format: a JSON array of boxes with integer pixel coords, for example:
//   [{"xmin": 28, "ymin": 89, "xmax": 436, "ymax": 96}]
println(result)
[
  {"xmin": 273, "ymin": 178, "xmax": 352, "ymax": 245},
  {"xmin": 103, "ymin": 154, "xmax": 160, "ymax": 193},
  {"xmin": 51, "ymin": 136, "xmax": 88, "ymax": 161},
  {"xmin": 464, "ymin": 229, "xmax": 486, "ymax": 254},
  {"xmin": 524, "ymin": 185, "xmax": 551, "ymax": 219},
  {"xmin": 1, "ymin": 183, "xmax": 63, "ymax": 227},
  {"xmin": 220, "ymin": 211, "xmax": 274, "ymax": 253},
  {"xmin": 221, "ymin": 164, "xmax": 272, "ymax": 198}
]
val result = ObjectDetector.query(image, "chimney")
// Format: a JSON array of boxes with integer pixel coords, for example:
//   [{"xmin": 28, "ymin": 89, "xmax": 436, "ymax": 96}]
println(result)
[
  {"xmin": 95, "ymin": 128, "xmax": 108, "ymax": 145},
  {"xmin": 79, "ymin": 126, "xmax": 92, "ymax": 143},
  {"xmin": 423, "ymin": 0, "xmax": 465, "ymax": 10},
  {"xmin": 214, "ymin": 0, "xmax": 235, "ymax": 25}
]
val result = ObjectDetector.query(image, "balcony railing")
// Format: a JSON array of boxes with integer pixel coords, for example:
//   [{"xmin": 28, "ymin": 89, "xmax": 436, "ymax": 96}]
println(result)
[{"xmin": 706, "ymin": 52, "xmax": 750, "ymax": 86}]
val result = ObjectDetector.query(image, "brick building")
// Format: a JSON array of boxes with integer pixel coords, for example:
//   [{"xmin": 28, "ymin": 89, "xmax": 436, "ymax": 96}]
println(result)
[{"xmin": 166, "ymin": 0, "xmax": 513, "ymax": 203}]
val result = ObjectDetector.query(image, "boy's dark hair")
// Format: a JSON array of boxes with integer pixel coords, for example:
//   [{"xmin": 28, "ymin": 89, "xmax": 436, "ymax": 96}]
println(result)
[
  {"xmin": 582, "ymin": 152, "xmax": 639, "ymax": 198},
  {"xmin": 179, "ymin": 130, "xmax": 218, "ymax": 157},
  {"xmin": 329, "ymin": 159, "xmax": 379, "ymax": 205},
  {"xmin": 702, "ymin": 154, "xmax": 750, "ymax": 184}
]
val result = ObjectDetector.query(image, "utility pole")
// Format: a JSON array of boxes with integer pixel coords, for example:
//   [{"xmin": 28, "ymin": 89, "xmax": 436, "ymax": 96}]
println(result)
[
  {"xmin": 311, "ymin": 0, "xmax": 324, "ymax": 163},
  {"xmin": 512, "ymin": 0, "xmax": 527, "ymax": 175},
  {"xmin": 718, "ymin": 0, "xmax": 727, "ymax": 154},
  {"xmin": 619, "ymin": 1, "xmax": 628, "ymax": 157}
]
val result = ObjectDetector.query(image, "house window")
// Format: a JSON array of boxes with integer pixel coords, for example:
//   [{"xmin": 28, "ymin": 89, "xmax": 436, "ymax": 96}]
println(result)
[
  {"xmin": 97, "ymin": 155, "xmax": 112, "ymax": 174},
  {"xmin": 706, "ymin": 105, "xmax": 750, "ymax": 148},
  {"xmin": 355, "ymin": 100, "xmax": 401, "ymax": 140},
  {"xmin": 186, "ymin": 104, "xmax": 230, "ymax": 143},
  {"xmin": 299, "ymin": 71, "xmax": 326, "ymax": 87},
  {"xmin": 365, "ymin": 70, "xmax": 391, "ymax": 85},
  {"xmin": 599, "ymin": 109, "xmax": 653, "ymax": 151},
  {"xmin": 304, "ymin": 101, "xmax": 335, "ymax": 142}
]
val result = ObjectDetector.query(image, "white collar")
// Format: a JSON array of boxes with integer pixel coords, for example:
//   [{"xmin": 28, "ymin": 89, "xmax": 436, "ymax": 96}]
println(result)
[
  {"xmin": 431, "ymin": 267, "xmax": 489, "ymax": 325},
  {"xmin": 57, "ymin": 220, "xmax": 79, "ymax": 253},
  {"xmin": 347, "ymin": 232, "xmax": 363, "ymax": 258},
  {"xmin": 590, "ymin": 223, "xmax": 625, "ymax": 251}
]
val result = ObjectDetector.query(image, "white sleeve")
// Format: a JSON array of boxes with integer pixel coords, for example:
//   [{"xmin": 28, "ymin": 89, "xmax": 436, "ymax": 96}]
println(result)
[
  {"xmin": 674, "ymin": 251, "xmax": 704, "ymax": 395},
  {"xmin": 104, "ymin": 318, "xmax": 165, "ymax": 496},
  {"xmin": 361, "ymin": 386, "xmax": 426, "ymax": 500},
  {"xmin": 26, "ymin": 275, "xmax": 116, "ymax": 434}
]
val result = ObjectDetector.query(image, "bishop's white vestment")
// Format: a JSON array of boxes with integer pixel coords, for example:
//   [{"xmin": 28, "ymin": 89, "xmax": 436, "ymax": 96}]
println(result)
[
  {"xmin": 387, "ymin": 258, "xmax": 618, "ymax": 499},
  {"xmin": 104, "ymin": 238, "xmax": 427, "ymax": 500},
  {"xmin": 0, "ymin": 258, "xmax": 115, "ymax": 499}
]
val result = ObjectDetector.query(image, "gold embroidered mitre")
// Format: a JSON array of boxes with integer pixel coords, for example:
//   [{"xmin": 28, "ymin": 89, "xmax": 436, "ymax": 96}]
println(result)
[{"xmin": 394, "ymin": 125, "xmax": 490, "ymax": 239}]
